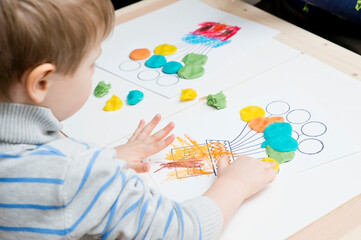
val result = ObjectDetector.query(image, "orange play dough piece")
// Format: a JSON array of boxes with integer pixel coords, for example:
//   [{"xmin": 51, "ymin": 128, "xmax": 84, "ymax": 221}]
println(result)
[
  {"xmin": 249, "ymin": 116, "xmax": 284, "ymax": 133},
  {"xmin": 129, "ymin": 48, "xmax": 151, "ymax": 60}
]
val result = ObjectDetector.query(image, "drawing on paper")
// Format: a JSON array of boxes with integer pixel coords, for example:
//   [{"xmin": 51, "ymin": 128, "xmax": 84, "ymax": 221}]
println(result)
[
  {"xmin": 119, "ymin": 22, "xmax": 241, "ymax": 87},
  {"xmin": 154, "ymin": 100, "xmax": 328, "ymax": 181}
]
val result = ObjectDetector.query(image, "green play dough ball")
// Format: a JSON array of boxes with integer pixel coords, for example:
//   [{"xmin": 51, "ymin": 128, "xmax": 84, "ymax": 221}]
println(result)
[
  {"xmin": 177, "ymin": 65, "xmax": 205, "ymax": 79},
  {"xmin": 182, "ymin": 53, "xmax": 208, "ymax": 66},
  {"xmin": 266, "ymin": 145, "xmax": 295, "ymax": 164},
  {"xmin": 94, "ymin": 81, "xmax": 111, "ymax": 98},
  {"xmin": 206, "ymin": 91, "xmax": 227, "ymax": 110}
]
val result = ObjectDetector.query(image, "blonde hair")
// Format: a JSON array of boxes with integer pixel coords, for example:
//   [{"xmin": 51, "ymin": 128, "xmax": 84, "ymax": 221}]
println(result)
[{"xmin": 0, "ymin": 0, "xmax": 114, "ymax": 99}]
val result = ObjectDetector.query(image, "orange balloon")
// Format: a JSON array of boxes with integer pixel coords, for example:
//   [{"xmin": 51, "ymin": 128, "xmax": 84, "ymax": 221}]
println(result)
[
  {"xmin": 129, "ymin": 48, "xmax": 151, "ymax": 60},
  {"xmin": 249, "ymin": 116, "xmax": 284, "ymax": 133}
]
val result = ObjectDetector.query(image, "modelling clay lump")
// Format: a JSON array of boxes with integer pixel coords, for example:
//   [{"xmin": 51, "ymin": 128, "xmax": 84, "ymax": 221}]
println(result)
[
  {"xmin": 154, "ymin": 44, "xmax": 177, "ymax": 56},
  {"xmin": 264, "ymin": 122, "xmax": 292, "ymax": 139},
  {"xmin": 103, "ymin": 95, "xmax": 123, "ymax": 111},
  {"xmin": 265, "ymin": 145, "xmax": 295, "ymax": 164},
  {"xmin": 206, "ymin": 91, "xmax": 226, "ymax": 110},
  {"xmin": 249, "ymin": 116, "xmax": 284, "ymax": 133},
  {"xmin": 129, "ymin": 48, "xmax": 151, "ymax": 60},
  {"xmin": 127, "ymin": 90, "xmax": 144, "ymax": 105},
  {"xmin": 94, "ymin": 81, "xmax": 111, "ymax": 98},
  {"xmin": 145, "ymin": 55, "xmax": 167, "ymax": 68},
  {"xmin": 261, "ymin": 157, "xmax": 280, "ymax": 172},
  {"xmin": 177, "ymin": 65, "xmax": 205, "ymax": 79},
  {"xmin": 262, "ymin": 122, "xmax": 298, "ymax": 152},
  {"xmin": 261, "ymin": 135, "xmax": 298, "ymax": 152},
  {"xmin": 162, "ymin": 61, "xmax": 183, "ymax": 74},
  {"xmin": 182, "ymin": 53, "xmax": 208, "ymax": 66},
  {"xmin": 180, "ymin": 88, "xmax": 197, "ymax": 101},
  {"xmin": 239, "ymin": 106, "xmax": 265, "ymax": 122}
]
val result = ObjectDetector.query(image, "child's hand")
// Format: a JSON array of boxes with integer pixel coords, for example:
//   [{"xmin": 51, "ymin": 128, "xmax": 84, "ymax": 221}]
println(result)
[
  {"xmin": 217, "ymin": 154, "xmax": 276, "ymax": 200},
  {"xmin": 114, "ymin": 114, "xmax": 175, "ymax": 173},
  {"xmin": 204, "ymin": 154, "xmax": 276, "ymax": 226}
]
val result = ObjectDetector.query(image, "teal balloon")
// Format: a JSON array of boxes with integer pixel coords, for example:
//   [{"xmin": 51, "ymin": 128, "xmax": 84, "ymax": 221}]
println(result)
[
  {"xmin": 145, "ymin": 55, "xmax": 167, "ymax": 68},
  {"xmin": 127, "ymin": 90, "xmax": 144, "ymax": 105},
  {"xmin": 162, "ymin": 61, "xmax": 183, "ymax": 74},
  {"xmin": 264, "ymin": 122, "xmax": 292, "ymax": 139}
]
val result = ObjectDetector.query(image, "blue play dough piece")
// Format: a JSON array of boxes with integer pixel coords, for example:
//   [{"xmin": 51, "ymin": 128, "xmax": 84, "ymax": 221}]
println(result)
[
  {"xmin": 145, "ymin": 55, "xmax": 167, "ymax": 68},
  {"xmin": 127, "ymin": 90, "xmax": 144, "ymax": 105},
  {"xmin": 162, "ymin": 61, "xmax": 183, "ymax": 74},
  {"xmin": 262, "ymin": 136, "xmax": 298, "ymax": 152},
  {"xmin": 262, "ymin": 122, "xmax": 298, "ymax": 152},
  {"xmin": 264, "ymin": 122, "xmax": 292, "ymax": 139}
]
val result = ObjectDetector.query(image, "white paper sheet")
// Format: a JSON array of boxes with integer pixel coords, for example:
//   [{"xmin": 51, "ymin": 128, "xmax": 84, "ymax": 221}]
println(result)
[
  {"xmin": 96, "ymin": 0, "xmax": 280, "ymax": 98},
  {"xmin": 149, "ymin": 89, "xmax": 361, "ymax": 202}
]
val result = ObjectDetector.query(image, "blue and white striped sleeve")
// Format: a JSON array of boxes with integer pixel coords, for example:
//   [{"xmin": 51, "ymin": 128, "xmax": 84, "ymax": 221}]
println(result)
[{"xmin": 63, "ymin": 146, "xmax": 223, "ymax": 240}]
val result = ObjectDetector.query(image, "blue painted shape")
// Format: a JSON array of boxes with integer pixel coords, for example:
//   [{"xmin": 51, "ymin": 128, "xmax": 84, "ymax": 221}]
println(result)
[
  {"xmin": 262, "ymin": 136, "xmax": 299, "ymax": 152},
  {"xmin": 264, "ymin": 122, "xmax": 292, "ymax": 139},
  {"xmin": 145, "ymin": 55, "xmax": 167, "ymax": 68},
  {"xmin": 162, "ymin": 61, "xmax": 183, "ymax": 74},
  {"xmin": 127, "ymin": 90, "xmax": 144, "ymax": 105},
  {"xmin": 182, "ymin": 33, "xmax": 231, "ymax": 48}
]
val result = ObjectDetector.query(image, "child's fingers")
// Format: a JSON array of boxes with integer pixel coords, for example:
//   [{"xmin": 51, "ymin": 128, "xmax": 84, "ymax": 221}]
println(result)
[
  {"xmin": 217, "ymin": 154, "xmax": 230, "ymax": 173},
  {"xmin": 151, "ymin": 122, "xmax": 175, "ymax": 141},
  {"xmin": 267, "ymin": 168, "xmax": 277, "ymax": 183},
  {"xmin": 138, "ymin": 114, "xmax": 161, "ymax": 139},
  {"xmin": 260, "ymin": 160, "xmax": 276, "ymax": 169},
  {"xmin": 127, "ymin": 162, "xmax": 150, "ymax": 173},
  {"xmin": 128, "ymin": 119, "xmax": 145, "ymax": 142},
  {"xmin": 153, "ymin": 134, "xmax": 175, "ymax": 152}
]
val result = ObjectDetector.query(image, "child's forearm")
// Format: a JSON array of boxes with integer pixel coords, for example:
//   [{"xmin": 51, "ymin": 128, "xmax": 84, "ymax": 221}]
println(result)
[{"xmin": 203, "ymin": 177, "xmax": 245, "ymax": 227}]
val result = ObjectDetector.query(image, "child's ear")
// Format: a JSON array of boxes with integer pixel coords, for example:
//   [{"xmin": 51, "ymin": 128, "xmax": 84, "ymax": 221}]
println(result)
[{"xmin": 25, "ymin": 63, "xmax": 56, "ymax": 103}]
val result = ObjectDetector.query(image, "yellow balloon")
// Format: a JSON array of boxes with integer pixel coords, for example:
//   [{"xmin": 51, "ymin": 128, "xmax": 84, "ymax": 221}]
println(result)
[
  {"xmin": 239, "ymin": 106, "xmax": 265, "ymax": 122},
  {"xmin": 261, "ymin": 157, "xmax": 280, "ymax": 172},
  {"xmin": 154, "ymin": 44, "xmax": 177, "ymax": 56},
  {"xmin": 103, "ymin": 95, "xmax": 123, "ymax": 111}
]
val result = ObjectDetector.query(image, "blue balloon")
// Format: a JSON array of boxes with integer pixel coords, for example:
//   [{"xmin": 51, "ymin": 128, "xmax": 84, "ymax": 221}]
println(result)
[{"xmin": 145, "ymin": 55, "xmax": 167, "ymax": 68}]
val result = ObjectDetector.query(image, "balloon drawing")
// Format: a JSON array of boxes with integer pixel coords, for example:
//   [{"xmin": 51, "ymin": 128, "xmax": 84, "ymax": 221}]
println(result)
[{"xmin": 154, "ymin": 101, "xmax": 328, "ymax": 181}]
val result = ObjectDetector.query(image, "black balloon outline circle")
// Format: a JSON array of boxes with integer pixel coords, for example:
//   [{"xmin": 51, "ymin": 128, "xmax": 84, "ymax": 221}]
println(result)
[
  {"xmin": 156, "ymin": 75, "xmax": 180, "ymax": 87},
  {"xmin": 265, "ymin": 101, "xmax": 291, "ymax": 115},
  {"xmin": 286, "ymin": 109, "xmax": 311, "ymax": 124},
  {"xmin": 301, "ymin": 121, "xmax": 327, "ymax": 137},
  {"xmin": 137, "ymin": 70, "xmax": 160, "ymax": 81},
  {"xmin": 298, "ymin": 138, "xmax": 324, "ymax": 155},
  {"xmin": 119, "ymin": 60, "xmax": 141, "ymax": 72}
]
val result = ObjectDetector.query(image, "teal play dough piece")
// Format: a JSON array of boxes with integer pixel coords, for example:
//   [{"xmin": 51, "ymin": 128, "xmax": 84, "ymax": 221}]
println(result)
[
  {"xmin": 182, "ymin": 53, "xmax": 208, "ymax": 66},
  {"xmin": 178, "ymin": 65, "xmax": 205, "ymax": 79},
  {"xmin": 127, "ymin": 90, "xmax": 144, "ymax": 105},
  {"xmin": 145, "ymin": 55, "xmax": 167, "ymax": 68},
  {"xmin": 264, "ymin": 122, "xmax": 292, "ymax": 139},
  {"xmin": 162, "ymin": 61, "xmax": 183, "ymax": 74},
  {"xmin": 262, "ymin": 136, "xmax": 299, "ymax": 152},
  {"xmin": 266, "ymin": 145, "xmax": 295, "ymax": 164}
]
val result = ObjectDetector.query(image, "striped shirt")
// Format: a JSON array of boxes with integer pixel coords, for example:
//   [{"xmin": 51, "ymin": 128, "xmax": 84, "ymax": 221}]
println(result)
[{"xmin": 0, "ymin": 103, "xmax": 223, "ymax": 240}]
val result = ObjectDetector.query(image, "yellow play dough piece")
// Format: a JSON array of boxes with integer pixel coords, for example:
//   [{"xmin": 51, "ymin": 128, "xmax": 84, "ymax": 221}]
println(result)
[
  {"xmin": 180, "ymin": 88, "xmax": 197, "ymax": 101},
  {"xmin": 239, "ymin": 106, "xmax": 265, "ymax": 122},
  {"xmin": 103, "ymin": 95, "xmax": 123, "ymax": 111},
  {"xmin": 262, "ymin": 157, "xmax": 280, "ymax": 172},
  {"xmin": 154, "ymin": 44, "xmax": 177, "ymax": 56}
]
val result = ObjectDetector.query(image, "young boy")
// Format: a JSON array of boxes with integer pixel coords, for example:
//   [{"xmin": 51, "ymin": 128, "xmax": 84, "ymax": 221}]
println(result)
[{"xmin": 0, "ymin": 0, "xmax": 277, "ymax": 239}]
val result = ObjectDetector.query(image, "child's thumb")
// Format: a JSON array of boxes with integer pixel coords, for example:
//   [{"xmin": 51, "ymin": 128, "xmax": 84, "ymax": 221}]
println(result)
[{"xmin": 217, "ymin": 154, "xmax": 230, "ymax": 172}]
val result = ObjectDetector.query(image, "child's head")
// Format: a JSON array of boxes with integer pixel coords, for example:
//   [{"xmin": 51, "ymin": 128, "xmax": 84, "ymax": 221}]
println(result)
[{"xmin": 0, "ymin": 0, "xmax": 114, "ymax": 120}]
